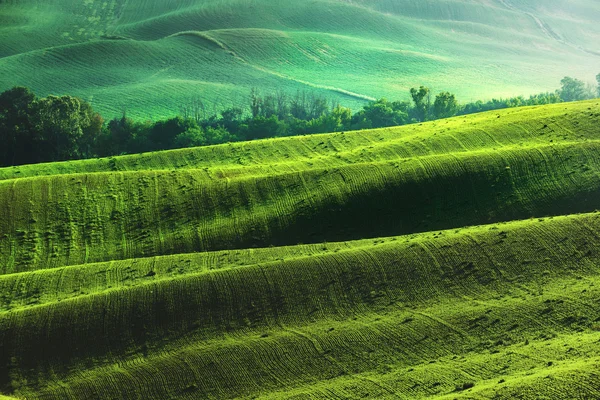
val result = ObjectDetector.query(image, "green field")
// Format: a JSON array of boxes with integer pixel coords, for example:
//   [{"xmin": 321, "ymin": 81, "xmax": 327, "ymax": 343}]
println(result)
[
  {"xmin": 1, "ymin": 100, "xmax": 600, "ymax": 398},
  {"xmin": 1, "ymin": 0, "xmax": 599, "ymax": 119}
]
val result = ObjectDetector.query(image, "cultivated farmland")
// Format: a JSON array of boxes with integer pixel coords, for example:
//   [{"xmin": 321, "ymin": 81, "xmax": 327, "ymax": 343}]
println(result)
[
  {"xmin": 1, "ymin": 101, "xmax": 600, "ymax": 398},
  {"xmin": 1, "ymin": 0, "xmax": 599, "ymax": 118}
]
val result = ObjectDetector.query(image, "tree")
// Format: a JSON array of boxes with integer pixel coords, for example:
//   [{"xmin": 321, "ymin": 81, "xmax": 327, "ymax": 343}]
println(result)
[
  {"xmin": 219, "ymin": 107, "xmax": 244, "ymax": 133},
  {"xmin": 179, "ymin": 97, "xmax": 206, "ymax": 123},
  {"xmin": 97, "ymin": 116, "xmax": 150, "ymax": 156},
  {"xmin": 558, "ymin": 76, "xmax": 587, "ymax": 102},
  {"xmin": 262, "ymin": 94, "xmax": 277, "ymax": 118},
  {"xmin": 527, "ymin": 92, "xmax": 562, "ymax": 105},
  {"xmin": 174, "ymin": 127, "xmax": 207, "ymax": 148},
  {"xmin": 596, "ymin": 73, "xmax": 600, "ymax": 98},
  {"xmin": 250, "ymin": 88, "xmax": 262, "ymax": 118},
  {"xmin": 245, "ymin": 116, "xmax": 284, "ymax": 140},
  {"xmin": 97, "ymin": 117, "xmax": 126, "ymax": 156},
  {"xmin": 205, "ymin": 126, "xmax": 236, "ymax": 145},
  {"xmin": 306, "ymin": 94, "xmax": 329, "ymax": 120},
  {"xmin": 410, "ymin": 86, "xmax": 431, "ymax": 122},
  {"xmin": 147, "ymin": 117, "xmax": 197, "ymax": 151},
  {"xmin": 290, "ymin": 90, "xmax": 308, "ymax": 120},
  {"xmin": 32, "ymin": 95, "xmax": 102, "ymax": 162},
  {"xmin": 34, "ymin": 96, "xmax": 81, "ymax": 162},
  {"xmin": 433, "ymin": 92, "xmax": 459, "ymax": 119},
  {"xmin": 329, "ymin": 105, "xmax": 352, "ymax": 131},
  {"xmin": 0, "ymin": 87, "xmax": 37, "ymax": 166},
  {"xmin": 77, "ymin": 102, "xmax": 104, "ymax": 158},
  {"xmin": 391, "ymin": 100, "xmax": 412, "ymax": 115},
  {"xmin": 275, "ymin": 90, "xmax": 289, "ymax": 120},
  {"xmin": 351, "ymin": 99, "xmax": 409, "ymax": 129},
  {"xmin": 0, "ymin": 88, "xmax": 103, "ymax": 165},
  {"xmin": 306, "ymin": 105, "xmax": 352, "ymax": 133}
]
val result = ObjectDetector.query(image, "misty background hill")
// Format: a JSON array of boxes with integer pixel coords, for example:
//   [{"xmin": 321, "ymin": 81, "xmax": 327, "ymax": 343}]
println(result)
[{"xmin": 1, "ymin": 0, "xmax": 599, "ymax": 119}]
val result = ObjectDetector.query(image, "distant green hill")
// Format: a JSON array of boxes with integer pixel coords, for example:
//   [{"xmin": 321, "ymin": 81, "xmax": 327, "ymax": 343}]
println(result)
[
  {"xmin": 1, "ymin": 0, "xmax": 599, "ymax": 119},
  {"xmin": 1, "ymin": 101, "xmax": 600, "ymax": 399}
]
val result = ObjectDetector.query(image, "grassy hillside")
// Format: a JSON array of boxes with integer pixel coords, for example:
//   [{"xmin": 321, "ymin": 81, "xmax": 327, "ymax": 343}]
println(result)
[
  {"xmin": 1, "ymin": 101, "xmax": 600, "ymax": 399},
  {"xmin": 2, "ymin": 101, "xmax": 600, "ymax": 273},
  {"xmin": 1, "ymin": 0, "xmax": 599, "ymax": 119}
]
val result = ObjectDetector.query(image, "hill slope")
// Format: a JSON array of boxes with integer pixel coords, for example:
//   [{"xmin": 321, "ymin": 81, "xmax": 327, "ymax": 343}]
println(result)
[
  {"xmin": 1, "ymin": 101, "xmax": 600, "ymax": 399},
  {"xmin": 1, "ymin": 0, "xmax": 599, "ymax": 118}
]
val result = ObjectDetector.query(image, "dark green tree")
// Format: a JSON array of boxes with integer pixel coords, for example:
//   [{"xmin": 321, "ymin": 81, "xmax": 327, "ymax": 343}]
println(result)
[
  {"xmin": 351, "ymin": 98, "xmax": 409, "ymax": 129},
  {"xmin": 262, "ymin": 94, "xmax": 277, "ymax": 118},
  {"xmin": 97, "ymin": 116, "xmax": 149, "ymax": 156},
  {"xmin": 34, "ymin": 95, "xmax": 85, "ymax": 161},
  {"xmin": 0, "ymin": 87, "xmax": 37, "ymax": 166},
  {"xmin": 205, "ymin": 126, "xmax": 236, "ymax": 145},
  {"xmin": 174, "ymin": 127, "xmax": 207, "ymax": 148},
  {"xmin": 290, "ymin": 90, "xmax": 308, "ymax": 120},
  {"xmin": 410, "ymin": 86, "xmax": 431, "ymax": 122},
  {"xmin": 220, "ymin": 107, "xmax": 244, "ymax": 133},
  {"xmin": 275, "ymin": 91, "xmax": 289, "ymax": 120},
  {"xmin": 306, "ymin": 105, "xmax": 352, "ymax": 133},
  {"xmin": 527, "ymin": 92, "xmax": 562, "ymax": 105},
  {"xmin": 0, "ymin": 88, "xmax": 103, "ymax": 165},
  {"xmin": 596, "ymin": 73, "xmax": 600, "ymax": 97},
  {"xmin": 250, "ymin": 88, "xmax": 262, "ymax": 118},
  {"xmin": 147, "ymin": 117, "xmax": 197, "ymax": 151},
  {"xmin": 433, "ymin": 92, "xmax": 459, "ymax": 119},
  {"xmin": 307, "ymin": 94, "xmax": 329, "ymax": 120},
  {"xmin": 76, "ymin": 102, "xmax": 104, "ymax": 158},
  {"xmin": 245, "ymin": 116, "xmax": 285, "ymax": 140}
]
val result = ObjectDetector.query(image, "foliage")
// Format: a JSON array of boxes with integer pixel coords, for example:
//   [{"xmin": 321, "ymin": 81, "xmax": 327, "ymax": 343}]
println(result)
[
  {"xmin": 96, "ymin": 117, "xmax": 149, "ymax": 157},
  {"xmin": 244, "ymin": 115, "xmax": 285, "ymax": 140},
  {"xmin": 0, "ymin": 87, "xmax": 37, "ymax": 167},
  {"xmin": 172, "ymin": 127, "xmax": 207, "ymax": 148},
  {"xmin": 146, "ymin": 117, "xmax": 198, "ymax": 151},
  {"xmin": 305, "ymin": 105, "xmax": 352, "ymax": 133},
  {"xmin": 2, "ymin": 73, "xmax": 598, "ymax": 167},
  {"xmin": 433, "ymin": 92, "xmax": 459, "ymax": 119},
  {"xmin": 558, "ymin": 76, "xmax": 592, "ymax": 102},
  {"xmin": 459, "ymin": 92, "xmax": 563, "ymax": 115},
  {"xmin": 0, "ymin": 87, "xmax": 102, "ymax": 166},
  {"xmin": 351, "ymin": 98, "xmax": 409, "ymax": 129},
  {"xmin": 410, "ymin": 86, "xmax": 431, "ymax": 122}
]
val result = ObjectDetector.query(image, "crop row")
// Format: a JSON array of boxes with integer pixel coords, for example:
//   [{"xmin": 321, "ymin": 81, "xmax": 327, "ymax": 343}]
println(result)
[
  {"xmin": 8, "ymin": 264, "xmax": 600, "ymax": 398},
  {"xmin": 2, "ymin": 211, "xmax": 600, "ymax": 396},
  {"xmin": 2, "ymin": 139, "xmax": 600, "ymax": 273}
]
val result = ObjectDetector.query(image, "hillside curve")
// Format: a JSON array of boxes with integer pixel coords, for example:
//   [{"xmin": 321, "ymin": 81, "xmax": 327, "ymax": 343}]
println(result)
[{"xmin": 1, "ymin": 101, "xmax": 600, "ymax": 398}]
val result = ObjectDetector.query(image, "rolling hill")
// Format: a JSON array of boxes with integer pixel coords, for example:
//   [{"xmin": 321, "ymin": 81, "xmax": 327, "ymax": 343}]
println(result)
[
  {"xmin": 1, "ymin": 100, "xmax": 600, "ymax": 399},
  {"xmin": 1, "ymin": 0, "xmax": 599, "ymax": 119}
]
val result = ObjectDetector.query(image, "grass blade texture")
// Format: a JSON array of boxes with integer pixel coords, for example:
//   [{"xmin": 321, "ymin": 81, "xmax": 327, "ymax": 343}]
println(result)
[{"xmin": 1, "ymin": 100, "xmax": 600, "ymax": 398}]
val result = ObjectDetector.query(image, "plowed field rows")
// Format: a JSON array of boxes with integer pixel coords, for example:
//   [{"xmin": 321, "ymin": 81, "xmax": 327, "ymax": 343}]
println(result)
[{"xmin": 1, "ymin": 101, "xmax": 600, "ymax": 398}]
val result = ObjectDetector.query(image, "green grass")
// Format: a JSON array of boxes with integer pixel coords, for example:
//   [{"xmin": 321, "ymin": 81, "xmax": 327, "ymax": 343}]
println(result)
[
  {"xmin": 2, "ymin": 101, "xmax": 600, "ymax": 273},
  {"xmin": 1, "ymin": 0, "xmax": 600, "ymax": 119},
  {"xmin": 1, "ymin": 101, "xmax": 600, "ymax": 398}
]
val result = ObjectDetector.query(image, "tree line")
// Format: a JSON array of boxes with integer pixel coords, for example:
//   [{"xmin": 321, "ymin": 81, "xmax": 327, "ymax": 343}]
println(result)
[{"xmin": 1, "ymin": 75, "xmax": 599, "ymax": 167}]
